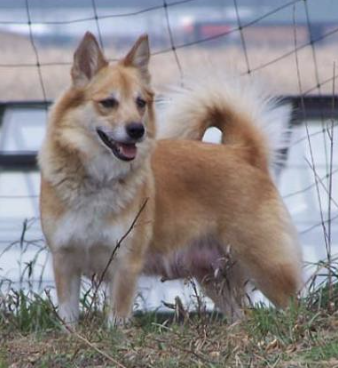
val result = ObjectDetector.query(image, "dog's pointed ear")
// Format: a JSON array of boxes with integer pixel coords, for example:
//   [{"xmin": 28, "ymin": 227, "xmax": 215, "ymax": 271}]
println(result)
[
  {"xmin": 123, "ymin": 35, "xmax": 150, "ymax": 81},
  {"xmin": 71, "ymin": 32, "xmax": 108, "ymax": 87}
]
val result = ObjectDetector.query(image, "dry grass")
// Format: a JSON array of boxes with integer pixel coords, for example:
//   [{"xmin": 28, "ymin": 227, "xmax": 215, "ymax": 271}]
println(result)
[
  {"xmin": 0, "ymin": 32, "xmax": 337, "ymax": 100},
  {"xmin": 1, "ymin": 285, "xmax": 338, "ymax": 368},
  {"xmin": 1, "ymin": 305, "xmax": 338, "ymax": 368}
]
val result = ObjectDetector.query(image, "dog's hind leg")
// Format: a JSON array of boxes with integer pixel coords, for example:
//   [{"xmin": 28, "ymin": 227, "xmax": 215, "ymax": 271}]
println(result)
[
  {"xmin": 53, "ymin": 251, "xmax": 81, "ymax": 329},
  {"xmin": 220, "ymin": 204, "xmax": 302, "ymax": 309}
]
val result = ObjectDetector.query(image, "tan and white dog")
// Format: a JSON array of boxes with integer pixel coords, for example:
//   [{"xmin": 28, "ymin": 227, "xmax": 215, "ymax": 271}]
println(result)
[{"xmin": 39, "ymin": 32, "xmax": 302, "ymax": 327}]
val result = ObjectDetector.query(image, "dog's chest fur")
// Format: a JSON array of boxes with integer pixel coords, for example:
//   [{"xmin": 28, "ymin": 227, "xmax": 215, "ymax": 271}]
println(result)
[
  {"xmin": 49, "ymin": 155, "xmax": 147, "ymax": 251},
  {"xmin": 52, "ymin": 189, "xmax": 132, "ymax": 251}
]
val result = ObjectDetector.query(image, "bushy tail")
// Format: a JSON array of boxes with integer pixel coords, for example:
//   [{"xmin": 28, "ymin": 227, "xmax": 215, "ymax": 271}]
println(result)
[{"xmin": 157, "ymin": 71, "xmax": 292, "ymax": 174}]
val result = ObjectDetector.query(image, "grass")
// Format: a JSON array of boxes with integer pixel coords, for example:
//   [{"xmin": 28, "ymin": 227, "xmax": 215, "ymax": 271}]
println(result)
[
  {"xmin": 1, "ymin": 224, "xmax": 337, "ymax": 367},
  {"xmin": 301, "ymin": 341, "xmax": 338, "ymax": 363},
  {"xmin": 1, "ymin": 286, "xmax": 338, "ymax": 368}
]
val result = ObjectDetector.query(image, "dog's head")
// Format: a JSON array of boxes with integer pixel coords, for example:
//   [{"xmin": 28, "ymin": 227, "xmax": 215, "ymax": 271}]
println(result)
[{"xmin": 55, "ymin": 32, "xmax": 155, "ymax": 164}]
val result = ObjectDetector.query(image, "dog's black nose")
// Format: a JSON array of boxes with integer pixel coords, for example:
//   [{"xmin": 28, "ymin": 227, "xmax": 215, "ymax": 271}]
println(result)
[{"xmin": 126, "ymin": 123, "xmax": 145, "ymax": 140}]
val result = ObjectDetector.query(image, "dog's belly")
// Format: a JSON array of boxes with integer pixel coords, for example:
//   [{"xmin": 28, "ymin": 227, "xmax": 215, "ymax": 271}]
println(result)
[{"xmin": 143, "ymin": 239, "xmax": 227, "ymax": 280}]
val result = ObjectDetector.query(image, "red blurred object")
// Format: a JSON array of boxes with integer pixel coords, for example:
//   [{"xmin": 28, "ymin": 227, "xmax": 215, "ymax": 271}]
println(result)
[{"xmin": 200, "ymin": 24, "xmax": 231, "ymax": 38}]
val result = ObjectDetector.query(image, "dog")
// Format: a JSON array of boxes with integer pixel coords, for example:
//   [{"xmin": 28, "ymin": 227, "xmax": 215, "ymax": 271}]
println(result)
[{"xmin": 39, "ymin": 32, "xmax": 302, "ymax": 328}]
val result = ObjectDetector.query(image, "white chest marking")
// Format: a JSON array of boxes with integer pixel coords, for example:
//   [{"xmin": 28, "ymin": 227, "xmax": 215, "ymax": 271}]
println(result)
[{"xmin": 52, "ymin": 194, "xmax": 133, "ymax": 251}]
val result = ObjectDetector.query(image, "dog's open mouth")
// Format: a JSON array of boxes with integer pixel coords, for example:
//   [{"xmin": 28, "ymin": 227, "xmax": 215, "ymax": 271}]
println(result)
[{"xmin": 96, "ymin": 129, "xmax": 137, "ymax": 161}]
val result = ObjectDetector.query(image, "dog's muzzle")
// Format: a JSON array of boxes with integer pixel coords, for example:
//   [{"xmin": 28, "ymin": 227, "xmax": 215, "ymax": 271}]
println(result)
[{"xmin": 96, "ymin": 128, "xmax": 141, "ymax": 161}]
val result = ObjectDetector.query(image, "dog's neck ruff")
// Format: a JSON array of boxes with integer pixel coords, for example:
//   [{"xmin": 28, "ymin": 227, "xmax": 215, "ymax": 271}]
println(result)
[{"xmin": 40, "ymin": 140, "xmax": 151, "ymax": 214}]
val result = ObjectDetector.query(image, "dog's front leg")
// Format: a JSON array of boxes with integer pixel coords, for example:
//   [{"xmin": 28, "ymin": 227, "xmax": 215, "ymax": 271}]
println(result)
[
  {"xmin": 53, "ymin": 250, "xmax": 81, "ymax": 330},
  {"xmin": 107, "ymin": 254, "xmax": 142, "ymax": 328}
]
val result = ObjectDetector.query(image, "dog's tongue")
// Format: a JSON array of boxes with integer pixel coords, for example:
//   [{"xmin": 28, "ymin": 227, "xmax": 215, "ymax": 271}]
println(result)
[{"xmin": 119, "ymin": 143, "xmax": 137, "ymax": 159}]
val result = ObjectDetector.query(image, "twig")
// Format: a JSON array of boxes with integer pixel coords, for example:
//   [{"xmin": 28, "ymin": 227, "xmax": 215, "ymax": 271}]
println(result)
[
  {"xmin": 70, "ymin": 329, "xmax": 127, "ymax": 368},
  {"xmin": 189, "ymin": 277, "xmax": 205, "ymax": 320},
  {"xmin": 19, "ymin": 219, "xmax": 28, "ymax": 289},
  {"xmin": 327, "ymin": 62, "xmax": 336, "ymax": 310},
  {"xmin": 45, "ymin": 290, "xmax": 127, "ymax": 368},
  {"xmin": 153, "ymin": 336, "xmax": 213, "ymax": 365},
  {"xmin": 293, "ymin": 4, "xmax": 330, "ymax": 258},
  {"xmin": 84, "ymin": 198, "xmax": 149, "ymax": 320}
]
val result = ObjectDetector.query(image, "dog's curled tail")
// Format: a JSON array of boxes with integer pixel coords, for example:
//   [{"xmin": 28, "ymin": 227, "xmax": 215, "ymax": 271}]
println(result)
[{"xmin": 158, "ymin": 72, "xmax": 291, "ymax": 174}]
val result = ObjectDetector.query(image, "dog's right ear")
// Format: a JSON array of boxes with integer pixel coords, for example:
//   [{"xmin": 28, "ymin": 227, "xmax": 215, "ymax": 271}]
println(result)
[{"xmin": 71, "ymin": 32, "xmax": 108, "ymax": 87}]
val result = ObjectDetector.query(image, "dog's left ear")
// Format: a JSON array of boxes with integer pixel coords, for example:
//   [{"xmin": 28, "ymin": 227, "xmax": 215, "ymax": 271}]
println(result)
[{"xmin": 123, "ymin": 35, "xmax": 150, "ymax": 82}]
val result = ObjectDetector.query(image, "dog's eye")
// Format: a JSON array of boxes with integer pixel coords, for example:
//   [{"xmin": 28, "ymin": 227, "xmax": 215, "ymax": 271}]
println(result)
[
  {"xmin": 136, "ymin": 97, "xmax": 146, "ymax": 109},
  {"xmin": 99, "ymin": 98, "xmax": 118, "ymax": 109}
]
